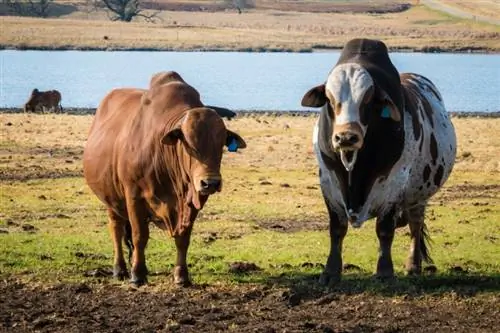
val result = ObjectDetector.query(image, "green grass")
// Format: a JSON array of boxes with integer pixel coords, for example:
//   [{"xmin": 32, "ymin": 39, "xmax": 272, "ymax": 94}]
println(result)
[
  {"xmin": 1, "ymin": 115, "xmax": 499, "ymax": 296},
  {"xmin": 1, "ymin": 175, "xmax": 498, "ymax": 293}
]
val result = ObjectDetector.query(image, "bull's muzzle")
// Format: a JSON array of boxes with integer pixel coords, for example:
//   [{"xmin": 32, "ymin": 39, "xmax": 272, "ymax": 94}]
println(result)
[
  {"xmin": 332, "ymin": 126, "xmax": 364, "ymax": 172},
  {"xmin": 333, "ymin": 131, "xmax": 361, "ymax": 148}
]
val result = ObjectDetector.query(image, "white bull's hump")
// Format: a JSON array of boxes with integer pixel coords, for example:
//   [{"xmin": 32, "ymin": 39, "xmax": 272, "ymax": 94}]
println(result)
[{"xmin": 326, "ymin": 63, "xmax": 373, "ymax": 126}]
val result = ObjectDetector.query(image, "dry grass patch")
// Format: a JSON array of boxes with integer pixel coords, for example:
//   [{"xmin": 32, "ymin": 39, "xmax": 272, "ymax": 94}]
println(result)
[{"xmin": 0, "ymin": 4, "xmax": 499, "ymax": 51}]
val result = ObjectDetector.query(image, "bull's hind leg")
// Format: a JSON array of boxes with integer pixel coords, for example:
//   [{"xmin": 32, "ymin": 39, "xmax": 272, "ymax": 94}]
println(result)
[
  {"xmin": 125, "ymin": 190, "xmax": 150, "ymax": 286},
  {"xmin": 375, "ymin": 211, "xmax": 396, "ymax": 279},
  {"xmin": 406, "ymin": 204, "xmax": 431, "ymax": 275},
  {"xmin": 107, "ymin": 209, "xmax": 129, "ymax": 280}
]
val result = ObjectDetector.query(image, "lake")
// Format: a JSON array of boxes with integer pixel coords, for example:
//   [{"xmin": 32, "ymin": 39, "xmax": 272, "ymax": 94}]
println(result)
[{"xmin": 1, "ymin": 50, "xmax": 499, "ymax": 112}]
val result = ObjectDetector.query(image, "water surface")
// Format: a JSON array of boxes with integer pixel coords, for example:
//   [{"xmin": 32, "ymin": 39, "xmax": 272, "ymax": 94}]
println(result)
[{"xmin": 1, "ymin": 51, "xmax": 499, "ymax": 112}]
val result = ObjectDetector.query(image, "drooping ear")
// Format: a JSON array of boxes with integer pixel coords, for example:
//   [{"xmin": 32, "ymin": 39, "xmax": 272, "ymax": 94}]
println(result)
[
  {"xmin": 161, "ymin": 128, "xmax": 183, "ymax": 145},
  {"xmin": 226, "ymin": 130, "xmax": 246, "ymax": 152},
  {"xmin": 301, "ymin": 84, "xmax": 327, "ymax": 107},
  {"xmin": 378, "ymin": 89, "xmax": 401, "ymax": 122}
]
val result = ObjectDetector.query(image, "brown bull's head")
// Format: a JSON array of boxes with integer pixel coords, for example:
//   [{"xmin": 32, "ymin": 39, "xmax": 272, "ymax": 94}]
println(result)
[
  {"xmin": 301, "ymin": 63, "xmax": 401, "ymax": 171},
  {"xmin": 162, "ymin": 108, "xmax": 246, "ymax": 198},
  {"xmin": 24, "ymin": 88, "xmax": 40, "ymax": 112}
]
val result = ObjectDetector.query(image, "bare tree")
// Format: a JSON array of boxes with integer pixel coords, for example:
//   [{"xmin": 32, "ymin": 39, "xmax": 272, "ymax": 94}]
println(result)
[
  {"xmin": 3, "ymin": 0, "xmax": 53, "ymax": 17},
  {"xmin": 225, "ymin": 0, "xmax": 255, "ymax": 14},
  {"xmin": 92, "ymin": 0, "xmax": 160, "ymax": 22}
]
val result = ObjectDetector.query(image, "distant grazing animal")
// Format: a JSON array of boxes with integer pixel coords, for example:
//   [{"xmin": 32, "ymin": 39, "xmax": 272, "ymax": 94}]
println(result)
[
  {"xmin": 24, "ymin": 89, "xmax": 63, "ymax": 113},
  {"xmin": 83, "ymin": 71, "xmax": 246, "ymax": 286},
  {"xmin": 301, "ymin": 39, "xmax": 457, "ymax": 285}
]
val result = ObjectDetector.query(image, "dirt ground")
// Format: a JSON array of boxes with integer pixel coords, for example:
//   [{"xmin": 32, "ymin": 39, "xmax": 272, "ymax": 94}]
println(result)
[{"xmin": 1, "ymin": 277, "xmax": 499, "ymax": 333}]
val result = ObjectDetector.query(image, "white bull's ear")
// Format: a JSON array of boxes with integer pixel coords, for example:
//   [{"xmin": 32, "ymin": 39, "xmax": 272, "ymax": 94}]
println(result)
[
  {"xmin": 226, "ymin": 130, "xmax": 246, "ymax": 152},
  {"xmin": 379, "ymin": 90, "xmax": 401, "ymax": 122},
  {"xmin": 161, "ymin": 128, "xmax": 183, "ymax": 145},
  {"xmin": 301, "ymin": 84, "xmax": 327, "ymax": 107}
]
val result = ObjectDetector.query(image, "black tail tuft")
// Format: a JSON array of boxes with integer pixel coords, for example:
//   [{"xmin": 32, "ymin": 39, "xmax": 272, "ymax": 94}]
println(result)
[
  {"xmin": 420, "ymin": 223, "xmax": 433, "ymax": 264},
  {"xmin": 124, "ymin": 222, "xmax": 134, "ymax": 264}
]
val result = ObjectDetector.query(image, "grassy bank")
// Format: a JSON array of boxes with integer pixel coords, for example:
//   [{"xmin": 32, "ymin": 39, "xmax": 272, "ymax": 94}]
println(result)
[
  {"xmin": 1, "ymin": 3, "xmax": 499, "ymax": 52},
  {"xmin": 0, "ymin": 113, "xmax": 499, "ymax": 331},
  {"xmin": 1, "ymin": 113, "xmax": 499, "ymax": 283}
]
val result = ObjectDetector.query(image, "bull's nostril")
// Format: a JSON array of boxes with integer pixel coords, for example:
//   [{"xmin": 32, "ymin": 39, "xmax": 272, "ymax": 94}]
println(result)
[
  {"xmin": 334, "ymin": 134, "xmax": 342, "ymax": 143},
  {"xmin": 347, "ymin": 135, "xmax": 359, "ymax": 144},
  {"xmin": 200, "ymin": 179, "xmax": 221, "ymax": 190}
]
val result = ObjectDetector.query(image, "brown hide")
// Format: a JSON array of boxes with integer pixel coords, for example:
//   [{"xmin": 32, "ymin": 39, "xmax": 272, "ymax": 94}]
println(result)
[
  {"xmin": 24, "ymin": 89, "xmax": 62, "ymax": 113},
  {"xmin": 83, "ymin": 72, "xmax": 245, "ymax": 285}
]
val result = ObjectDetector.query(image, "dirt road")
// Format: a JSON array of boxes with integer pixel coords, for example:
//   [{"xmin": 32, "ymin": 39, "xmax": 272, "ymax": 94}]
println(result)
[{"xmin": 421, "ymin": 0, "xmax": 500, "ymax": 25}]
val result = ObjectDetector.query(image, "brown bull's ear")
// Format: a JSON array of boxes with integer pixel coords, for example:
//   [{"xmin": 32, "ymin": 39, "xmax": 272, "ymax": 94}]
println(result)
[
  {"xmin": 161, "ymin": 128, "xmax": 183, "ymax": 145},
  {"xmin": 301, "ymin": 84, "xmax": 327, "ymax": 107},
  {"xmin": 226, "ymin": 130, "xmax": 246, "ymax": 152}
]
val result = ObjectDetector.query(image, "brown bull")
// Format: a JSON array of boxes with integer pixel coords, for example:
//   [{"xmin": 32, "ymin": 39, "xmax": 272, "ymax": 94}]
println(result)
[
  {"xmin": 24, "ymin": 89, "xmax": 63, "ymax": 113},
  {"xmin": 83, "ymin": 71, "xmax": 246, "ymax": 286}
]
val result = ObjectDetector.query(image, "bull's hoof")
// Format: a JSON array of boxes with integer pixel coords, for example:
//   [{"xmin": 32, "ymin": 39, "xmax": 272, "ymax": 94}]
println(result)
[
  {"xmin": 374, "ymin": 272, "xmax": 396, "ymax": 282},
  {"xmin": 318, "ymin": 272, "xmax": 341, "ymax": 287},
  {"xmin": 130, "ymin": 268, "xmax": 148, "ymax": 286},
  {"xmin": 406, "ymin": 265, "xmax": 422, "ymax": 276},
  {"xmin": 113, "ymin": 265, "xmax": 129, "ymax": 280},
  {"xmin": 130, "ymin": 275, "xmax": 148, "ymax": 287},
  {"xmin": 173, "ymin": 265, "xmax": 191, "ymax": 287}
]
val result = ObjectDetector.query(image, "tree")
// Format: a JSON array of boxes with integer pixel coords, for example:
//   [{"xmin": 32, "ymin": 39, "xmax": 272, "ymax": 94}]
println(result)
[
  {"xmin": 94, "ymin": 0, "xmax": 159, "ymax": 22},
  {"xmin": 3, "ymin": 0, "xmax": 53, "ymax": 17},
  {"xmin": 222, "ymin": 0, "xmax": 255, "ymax": 14}
]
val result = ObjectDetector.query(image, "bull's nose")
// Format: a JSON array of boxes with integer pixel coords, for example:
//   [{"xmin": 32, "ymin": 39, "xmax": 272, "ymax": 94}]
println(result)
[
  {"xmin": 334, "ymin": 132, "xmax": 360, "ymax": 147},
  {"xmin": 200, "ymin": 179, "xmax": 221, "ymax": 192}
]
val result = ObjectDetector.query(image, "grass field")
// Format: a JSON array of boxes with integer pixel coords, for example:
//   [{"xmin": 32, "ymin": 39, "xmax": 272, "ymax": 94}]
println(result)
[
  {"xmin": 0, "ymin": 112, "xmax": 499, "ymax": 331},
  {"xmin": 1, "ymin": 1, "xmax": 499, "ymax": 52}
]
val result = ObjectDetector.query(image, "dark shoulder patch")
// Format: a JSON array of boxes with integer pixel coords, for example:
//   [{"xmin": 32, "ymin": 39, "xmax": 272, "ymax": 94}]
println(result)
[
  {"xmin": 423, "ymin": 165, "xmax": 431, "ymax": 183},
  {"xmin": 401, "ymin": 84, "xmax": 421, "ymax": 141},
  {"xmin": 430, "ymin": 134, "xmax": 438, "ymax": 165},
  {"xmin": 434, "ymin": 165, "xmax": 444, "ymax": 187}
]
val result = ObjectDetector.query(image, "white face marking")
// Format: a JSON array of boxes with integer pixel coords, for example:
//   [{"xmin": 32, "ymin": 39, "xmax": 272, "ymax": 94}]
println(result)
[{"xmin": 325, "ymin": 63, "xmax": 373, "ymax": 130}]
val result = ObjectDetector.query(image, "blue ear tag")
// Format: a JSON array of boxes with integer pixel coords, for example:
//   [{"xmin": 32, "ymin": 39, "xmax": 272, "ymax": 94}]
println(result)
[
  {"xmin": 227, "ymin": 137, "xmax": 238, "ymax": 152},
  {"xmin": 381, "ymin": 106, "xmax": 391, "ymax": 119}
]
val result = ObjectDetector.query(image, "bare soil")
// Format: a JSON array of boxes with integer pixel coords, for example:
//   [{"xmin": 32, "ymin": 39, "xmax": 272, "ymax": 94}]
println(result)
[{"xmin": 1, "ymin": 277, "xmax": 499, "ymax": 333}]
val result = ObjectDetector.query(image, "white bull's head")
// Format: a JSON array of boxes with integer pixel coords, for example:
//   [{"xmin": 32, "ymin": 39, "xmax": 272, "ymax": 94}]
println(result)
[{"xmin": 302, "ymin": 63, "xmax": 401, "ymax": 171}]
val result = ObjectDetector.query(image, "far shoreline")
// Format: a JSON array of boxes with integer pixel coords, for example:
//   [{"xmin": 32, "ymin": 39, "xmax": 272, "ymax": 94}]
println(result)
[
  {"xmin": 1, "ymin": 108, "xmax": 499, "ymax": 118},
  {"xmin": 1, "ymin": 45, "xmax": 498, "ymax": 54}
]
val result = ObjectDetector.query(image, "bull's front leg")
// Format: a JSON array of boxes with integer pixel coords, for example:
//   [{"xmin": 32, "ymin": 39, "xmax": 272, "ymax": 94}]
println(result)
[
  {"xmin": 172, "ymin": 205, "xmax": 199, "ymax": 287},
  {"xmin": 319, "ymin": 201, "xmax": 348, "ymax": 286},
  {"xmin": 125, "ymin": 190, "xmax": 150, "ymax": 286},
  {"xmin": 375, "ymin": 211, "xmax": 396, "ymax": 279},
  {"xmin": 173, "ymin": 224, "xmax": 193, "ymax": 287},
  {"xmin": 107, "ymin": 208, "xmax": 129, "ymax": 280}
]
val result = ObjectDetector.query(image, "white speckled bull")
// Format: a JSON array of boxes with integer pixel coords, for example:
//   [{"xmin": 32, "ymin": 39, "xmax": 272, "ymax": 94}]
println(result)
[{"xmin": 301, "ymin": 39, "xmax": 457, "ymax": 285}]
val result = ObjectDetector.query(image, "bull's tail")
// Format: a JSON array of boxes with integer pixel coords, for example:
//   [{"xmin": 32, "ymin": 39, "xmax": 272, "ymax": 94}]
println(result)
[
  {"xmin": 59, "ymin": 103, "xmax": 64, "ymax": 113},
  {"xmin": 420, "ymin": 223, "xmax": 433, "ymax": 264},
  {"xmin": 124, "ymin": 221, "xmax": 134, "ymax": 264}
]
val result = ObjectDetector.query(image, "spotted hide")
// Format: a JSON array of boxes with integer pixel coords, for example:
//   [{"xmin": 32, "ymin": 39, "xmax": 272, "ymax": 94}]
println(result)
[
  {"xmin": 301, "ymin": 39, "xmax": 457, "ymax": 285},
  {"xmin": 83, "ymin": 71, "xmax": 246, "ymax": 286}
]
